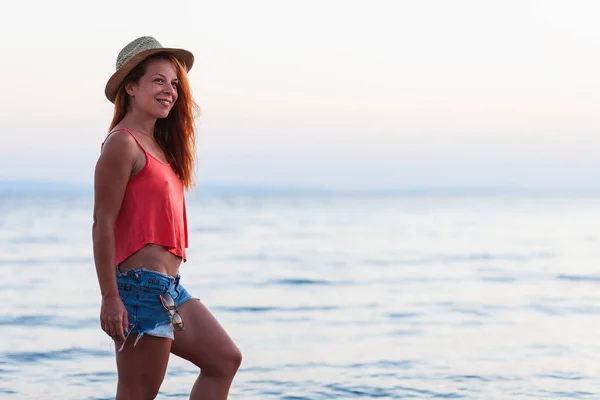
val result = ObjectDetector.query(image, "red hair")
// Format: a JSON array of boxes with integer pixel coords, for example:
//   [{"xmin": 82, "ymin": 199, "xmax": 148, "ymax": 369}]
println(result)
[{"xmin": 109, "ymin": 53, "xmax": 199, "ymax": 189}]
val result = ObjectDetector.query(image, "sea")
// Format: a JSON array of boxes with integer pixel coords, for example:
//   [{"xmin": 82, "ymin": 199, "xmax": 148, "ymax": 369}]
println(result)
[{"xmin": 2, "ymin": 185, "xmax": 600, "ymax": 399}]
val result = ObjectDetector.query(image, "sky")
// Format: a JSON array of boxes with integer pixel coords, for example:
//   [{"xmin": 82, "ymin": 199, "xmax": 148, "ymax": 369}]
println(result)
[{"xmin": 1, "ymin": 0, "xmax": 599, "ymax": 191}]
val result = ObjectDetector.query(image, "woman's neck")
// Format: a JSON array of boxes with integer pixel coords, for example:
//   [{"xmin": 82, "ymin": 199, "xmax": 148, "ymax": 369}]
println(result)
[{"xmin": 119, "ymin": 110, "xmax": 157, "ymax": 139}]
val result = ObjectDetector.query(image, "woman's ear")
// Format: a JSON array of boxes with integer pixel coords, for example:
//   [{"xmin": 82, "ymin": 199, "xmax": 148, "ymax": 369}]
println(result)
[{"xmin": 125, "ymin": 82, "xmax": 136, "ymax": 97}]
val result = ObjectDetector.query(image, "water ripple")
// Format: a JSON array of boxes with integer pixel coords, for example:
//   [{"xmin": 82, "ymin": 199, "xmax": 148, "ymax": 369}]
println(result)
[
  {"xmin": 9, "ymin": 235, "xmax": 64, "ymax": 244},
  {"xmin": 4, "ymin": 347, "xmax": 112, "ymax": 363},
  {"xmin": 0, "ymin": 315, "xmax": 96, "ymax": 329},
  {"xmin": 557, "ymin": 274, "xmax": 600, "ymax": 283},
  {"xmin": 536, "ymin": 390, "xmax": 595, "ymax": 398},
  {"xmin": 67, "ymin": 371, "xmax": 116, "ymax": 383},
  {"xmin": 448, "ymin": 375, "xmax": 491, "ymax": 382},
  {"xmin": 324, "ymin": 383, "xmax": 465, "ymax": 399},
  {"xmin": 0, "ymin": 256, "xmax": 92, "ymax": 266},
  {"xmin": 192, "ymin": 225, "xmax": 231, "ymax": 233},
  {"xmin": 348, "ymin": 360, "xmax": 416, "ymax": 369},
  {"xmin": 373, "ymin": 251, "xmax": 554, "ymax": 267},
  {"xmin": 262, "ymin": 278, "xmax": 337, "ymax": 286},
  {"xmin": 530, "ymin": 304, "xmax": 600, "ymax": 315},
  {"xmin": 388, "ymin": 312, "xmax": 420, "ymax": 319},
  {"xmin": 537, "ymin": 372, "xmax": 585, "ymax": 381},
  {"xmin": 224, "ymin": 254, "xmax": 302, "ymax": 263},
  {"xmin": 214, "ymin": 305, "xmax": 340, "ymax": 313}
]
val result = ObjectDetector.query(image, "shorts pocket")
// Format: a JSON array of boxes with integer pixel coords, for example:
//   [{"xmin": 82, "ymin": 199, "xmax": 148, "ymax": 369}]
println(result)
[{"xmin": 117, "ymin": 282, "xmax": 133, "ymax": 303}]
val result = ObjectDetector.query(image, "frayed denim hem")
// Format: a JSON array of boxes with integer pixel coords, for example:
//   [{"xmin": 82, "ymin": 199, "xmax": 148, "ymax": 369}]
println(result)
[{"xmin": 117, "ymin": 320, "xmax": 174, "ymax": 352}]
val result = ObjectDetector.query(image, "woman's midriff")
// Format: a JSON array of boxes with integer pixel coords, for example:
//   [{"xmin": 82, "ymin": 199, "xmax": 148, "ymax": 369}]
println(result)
[{"xmin": 118, "ymin": 244, "xmax": 182, "ymax": 277}]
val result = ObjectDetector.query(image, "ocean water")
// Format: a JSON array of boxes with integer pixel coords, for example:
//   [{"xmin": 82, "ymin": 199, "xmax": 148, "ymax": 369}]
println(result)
[{"xmin": 2, "ymin": 189, "xmax": 600, "ymax": 399}]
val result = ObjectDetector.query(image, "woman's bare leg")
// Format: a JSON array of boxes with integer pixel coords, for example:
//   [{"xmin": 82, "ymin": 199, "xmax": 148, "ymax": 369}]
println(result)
[
  {"xmin": 115, "ymin": 335, "xmax": 172, "ymax": 400},
  {"xmin": 170, "ymin": 300, "xmax": 242, "ymax": 400}
]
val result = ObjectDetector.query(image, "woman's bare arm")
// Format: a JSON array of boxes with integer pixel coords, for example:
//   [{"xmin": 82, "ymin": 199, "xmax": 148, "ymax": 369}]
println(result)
[{"xmin": 92, "ymin": 131, "xmax": 139, "ymax": 339}]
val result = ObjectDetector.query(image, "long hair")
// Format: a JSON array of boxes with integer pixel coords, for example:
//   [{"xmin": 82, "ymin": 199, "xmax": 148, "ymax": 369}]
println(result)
[{"xmin": 109, "ymin": 53, "xmax": 199, "ymax": 190}]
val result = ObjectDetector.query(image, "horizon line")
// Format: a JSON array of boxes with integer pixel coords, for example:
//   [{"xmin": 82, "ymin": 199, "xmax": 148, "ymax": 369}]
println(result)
[{"xmin": 1, "ymin": 179, "xmax": 600, "ymax": 197}]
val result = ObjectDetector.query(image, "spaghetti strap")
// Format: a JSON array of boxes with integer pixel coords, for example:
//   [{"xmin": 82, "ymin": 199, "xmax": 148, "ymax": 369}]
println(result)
[{"xmin": 102, "ymin": 128, "xmax": 148, "ymax": 154}]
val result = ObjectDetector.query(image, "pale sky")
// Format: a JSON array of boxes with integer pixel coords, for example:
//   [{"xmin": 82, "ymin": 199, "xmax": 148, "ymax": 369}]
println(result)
[{"xmin": 1, "ymin": 0, "xmax": 599, "ymax": 191}]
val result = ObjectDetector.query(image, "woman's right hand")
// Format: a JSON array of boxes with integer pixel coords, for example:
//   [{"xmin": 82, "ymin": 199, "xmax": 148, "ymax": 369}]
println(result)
[{"xmin": 100, "ymin": 295, "xmax": 129, "ymax": 342}]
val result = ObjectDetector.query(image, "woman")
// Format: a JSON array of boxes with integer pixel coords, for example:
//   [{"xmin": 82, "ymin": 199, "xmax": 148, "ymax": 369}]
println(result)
[{"xmin": 92, "ymin": 36, "xmax": 242, "ymax": 400}]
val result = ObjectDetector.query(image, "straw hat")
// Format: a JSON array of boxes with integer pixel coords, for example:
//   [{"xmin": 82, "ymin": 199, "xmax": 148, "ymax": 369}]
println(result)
[{"xmin": 105, "ymin": 36, "xmax": 194, "ymax": 103}]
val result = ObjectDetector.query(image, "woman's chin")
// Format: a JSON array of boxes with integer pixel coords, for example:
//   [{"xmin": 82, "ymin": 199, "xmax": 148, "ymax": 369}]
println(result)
[{"xmin": 153, "ymin": 110, "xmax": 171, "ymax": 120}]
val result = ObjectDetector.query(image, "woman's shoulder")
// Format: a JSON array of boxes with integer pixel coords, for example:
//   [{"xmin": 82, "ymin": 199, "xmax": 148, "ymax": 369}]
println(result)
[
  {"xmin": 103, "ymin": 127, "xmax": 135, "ymax": 145},
  {"xmin": 100, "ymin": 128, "xmax": 144, "ymax": 164},
  {"xmin": 102, "ymin": 127, "xmax": 141, "ymax": 150}
]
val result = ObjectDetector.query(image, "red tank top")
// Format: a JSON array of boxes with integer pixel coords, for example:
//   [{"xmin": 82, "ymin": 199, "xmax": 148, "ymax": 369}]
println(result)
[{"xmin": 103, "ymin": 128, "xmax": 188, "ymax": 266}]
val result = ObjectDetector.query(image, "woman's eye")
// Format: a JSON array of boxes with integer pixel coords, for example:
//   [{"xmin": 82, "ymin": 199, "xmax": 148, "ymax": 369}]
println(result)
[{"xmin": 155, "ymin": 78, "xmax": 164, "ymax": 83}]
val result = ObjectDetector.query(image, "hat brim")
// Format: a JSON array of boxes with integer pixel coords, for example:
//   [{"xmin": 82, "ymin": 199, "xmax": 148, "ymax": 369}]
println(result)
[{"xmin": 105, "ymin": 47, "xmax": 194, "ymax": 103}]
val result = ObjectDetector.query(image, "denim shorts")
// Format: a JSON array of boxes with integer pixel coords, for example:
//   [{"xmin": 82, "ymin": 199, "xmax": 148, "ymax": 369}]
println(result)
[{"xmin": 115, "ymin": 266, "xmax": 195, "ymax": 351}]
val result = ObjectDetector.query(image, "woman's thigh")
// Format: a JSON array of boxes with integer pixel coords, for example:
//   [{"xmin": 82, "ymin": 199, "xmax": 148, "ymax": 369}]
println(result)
[
  {"xmin": 115, "ymin": 335, "xmax": 172, "ymax": 398},
  {"xmin": 170, "ymin": 299, "xmax": 242, "ymax": 374}
]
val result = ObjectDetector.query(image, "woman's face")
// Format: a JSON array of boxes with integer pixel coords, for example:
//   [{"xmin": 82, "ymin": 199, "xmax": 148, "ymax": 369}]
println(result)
[{"xmin": 126, "ymin": 58, "xmax": 179, "ymax": 119}]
